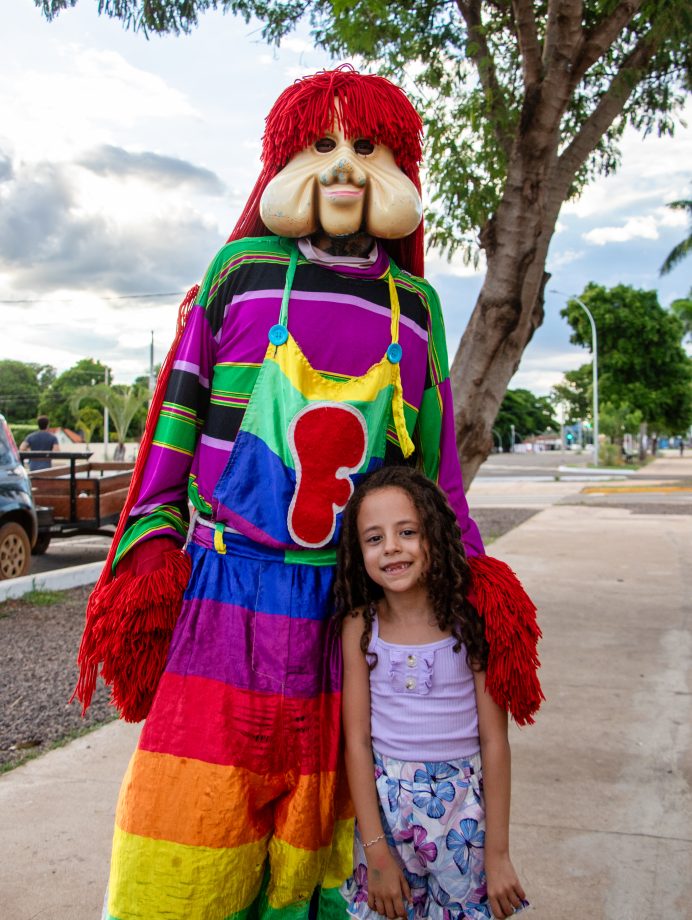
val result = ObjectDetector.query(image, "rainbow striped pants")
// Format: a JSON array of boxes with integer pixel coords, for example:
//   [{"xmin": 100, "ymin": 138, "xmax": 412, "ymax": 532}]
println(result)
[{"xmin": 104, "ymin": 530, "xmax": 353, "ymax": 920}]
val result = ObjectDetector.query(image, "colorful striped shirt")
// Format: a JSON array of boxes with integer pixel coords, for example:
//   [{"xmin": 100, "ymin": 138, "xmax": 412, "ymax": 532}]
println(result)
[{"xmin": 115, "ymin": 236, "xmax": 484, "ymax": 565}]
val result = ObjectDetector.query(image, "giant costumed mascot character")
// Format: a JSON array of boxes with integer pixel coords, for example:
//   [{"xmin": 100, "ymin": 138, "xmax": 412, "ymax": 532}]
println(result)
[{"xmin": 74, "ymin": 65, "xmax": 543, "ymax": 920}]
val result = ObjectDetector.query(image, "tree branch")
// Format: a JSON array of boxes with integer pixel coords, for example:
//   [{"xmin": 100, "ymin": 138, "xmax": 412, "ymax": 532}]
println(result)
[
  {"xmin": 456, "ymin": 0, "xmax": 513, "ymax": 158},
  {"xmin": 571, "ymin": 0, "xmax": 645, "ymax": 86},
  {"xmin": 511, "ymin": 0, "xmax": 542, "ymax": 86},
  {"xmin": 554, "ymin": 31, "xmax": 656, "ymax": 197},
  {"xmin": 543, "ymin": 0, "xmax": 584, "ymax": 72}
]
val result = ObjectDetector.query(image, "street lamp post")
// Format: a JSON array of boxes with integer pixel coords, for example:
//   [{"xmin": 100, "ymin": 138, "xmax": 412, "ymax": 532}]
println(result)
[{"xmin": 552, "ymin": 290, "xmax": 599, "ymax": 468}]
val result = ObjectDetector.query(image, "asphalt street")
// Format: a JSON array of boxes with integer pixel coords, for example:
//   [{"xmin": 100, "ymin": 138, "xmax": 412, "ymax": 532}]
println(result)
[{"xmin": 24, "ymin": 450, "xmax": 691, "ymax": 575}]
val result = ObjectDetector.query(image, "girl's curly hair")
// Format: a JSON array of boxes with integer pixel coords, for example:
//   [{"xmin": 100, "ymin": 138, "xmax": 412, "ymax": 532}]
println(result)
[{"xmin": 334, "ymin": 466, "xmax": 488, "ymax": 671}]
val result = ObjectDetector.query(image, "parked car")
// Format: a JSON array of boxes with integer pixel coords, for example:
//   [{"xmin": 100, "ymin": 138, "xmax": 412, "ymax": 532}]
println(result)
[{"xmin": 0, "ymin": 414, "xmax": 38, "ymax": 579}]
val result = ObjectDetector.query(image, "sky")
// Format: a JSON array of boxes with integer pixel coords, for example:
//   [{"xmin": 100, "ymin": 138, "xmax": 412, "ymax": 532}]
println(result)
[{"xmin": 1, "ymin": 0, "xmax": 690, "ymax": 396}]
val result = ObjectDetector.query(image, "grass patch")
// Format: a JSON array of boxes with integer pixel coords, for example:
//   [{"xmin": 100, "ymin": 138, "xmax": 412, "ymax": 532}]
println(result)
[
  {"xmin": 0, "ymin": 587, "xmax": 66, "ymax": 616},
  {"xmin": 22, "ymin": 588, "xmax": 64, "ymax": 606}
]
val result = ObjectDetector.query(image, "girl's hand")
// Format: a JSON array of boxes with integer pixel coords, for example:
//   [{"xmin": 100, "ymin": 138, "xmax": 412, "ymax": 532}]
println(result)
[
  {"xmin": 485, "ymin": 852, "xmax": 527, "ymax": 918},
  {"xmin": 365, "ymin": 841, "xmax": 411, "ymax": 919}
]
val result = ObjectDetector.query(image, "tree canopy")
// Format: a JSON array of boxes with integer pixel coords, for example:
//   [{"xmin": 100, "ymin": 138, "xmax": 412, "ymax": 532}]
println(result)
[
  {"xmin": 670, "ymin": 294, "xmax": 692, "ymax": 339},
  {"xmin": 35, "ymin": 0, "xmax": 692, "ymax": 482},
  {"xmin": 70, "ymin": 384, "xmax": 150, "ymax": 443},
  {"xmin": 560, "ymin": 282, "xmax": 692, "ymax": 435},
  {"xmin": 38, "ymin": 357, "xmax": 112, "ymax": 429},
  {"xmin": 0, "ymin": 360, "xmax": 41, "ymax": 422},
  {"xmin": 494, "ymin": 387, "xmax": 557, "ymax": 450}
]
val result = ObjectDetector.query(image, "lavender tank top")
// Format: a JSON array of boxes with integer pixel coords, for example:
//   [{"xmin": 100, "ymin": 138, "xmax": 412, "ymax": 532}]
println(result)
[{"xmin": 367, "ymin": 614, "xmax": 480, "ymax": 761}]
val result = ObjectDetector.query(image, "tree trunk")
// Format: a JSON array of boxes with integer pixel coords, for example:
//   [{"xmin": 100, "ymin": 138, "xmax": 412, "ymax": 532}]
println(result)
[
  {"xmin": 447, "ymin": 1, "xmax": 658, "ymax": 489},
  {"xmin": 450, "ymin": 143, "xmax": 564, "ymax": 486}
]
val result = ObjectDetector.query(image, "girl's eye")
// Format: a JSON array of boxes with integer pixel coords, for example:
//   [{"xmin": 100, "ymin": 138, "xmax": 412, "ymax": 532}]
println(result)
[
  {"xmin": 353, "ymin": 138, "xmax": 375, "ymax": 156},
  {"xmin": 401, "ymin": 529, "xmax": 417, "ymax": 537},
  {"xmin": 366, "ymin": 535, "xmax": 382, "ymax": 544},
  {"xmin": 315, "ymin": 137, "xmax": 336, "ymax": 153}
]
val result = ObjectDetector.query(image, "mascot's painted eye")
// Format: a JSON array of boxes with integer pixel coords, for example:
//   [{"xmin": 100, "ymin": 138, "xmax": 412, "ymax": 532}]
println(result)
[
  {"xmin": 353, "ymin": 138, "xmax": 375, "ymax": 155},
  {"xmin": 315, "ymin": 137, "xmax": 337, "ymax": 153}
]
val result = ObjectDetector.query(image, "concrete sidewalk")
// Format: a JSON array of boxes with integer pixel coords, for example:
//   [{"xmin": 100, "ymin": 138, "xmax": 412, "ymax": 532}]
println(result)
[{"xmin": 1, "ymin": 487, "xmax": 690, "ymax": 918}]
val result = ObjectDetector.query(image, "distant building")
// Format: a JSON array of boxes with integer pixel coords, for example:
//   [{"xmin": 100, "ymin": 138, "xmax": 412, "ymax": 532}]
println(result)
[
  {"xmin": 524, "ymin": 431, "xmax": 561, "ymax": 451},
  {"xmin": 52, "ymin": 428, "xmax": 86, "ymax": 449}
]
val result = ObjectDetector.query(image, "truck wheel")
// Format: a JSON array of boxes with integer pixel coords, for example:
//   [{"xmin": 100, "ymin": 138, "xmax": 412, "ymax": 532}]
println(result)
[
  {"xmin": 0, "ymin": 522, "xmax": 32, "ymax": 579},
  {"xmin": 32, "ymin": 533, "xmax": 52, "ymax": 556}
]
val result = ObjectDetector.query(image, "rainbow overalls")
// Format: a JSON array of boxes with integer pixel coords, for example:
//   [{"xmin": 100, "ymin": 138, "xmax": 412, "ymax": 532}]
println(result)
[{"xmin": 104, "ymin": 241, "xmax": 417, "ymax": 920}]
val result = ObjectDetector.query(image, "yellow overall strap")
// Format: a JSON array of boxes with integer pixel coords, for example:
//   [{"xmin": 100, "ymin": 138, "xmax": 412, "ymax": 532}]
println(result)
[{"xmin": 387, "ymin": 271, "xmax": 415, "ymax": 458}]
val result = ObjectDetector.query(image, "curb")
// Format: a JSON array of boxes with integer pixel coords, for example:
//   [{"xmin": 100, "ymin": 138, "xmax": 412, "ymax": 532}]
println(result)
[
  {"xmin": 580, "ymin": 485, "xmax": 692, "ymax": 495},
  {"xmin": 0, "ymin": 562, "xmax": 102, "ymax": 603}
]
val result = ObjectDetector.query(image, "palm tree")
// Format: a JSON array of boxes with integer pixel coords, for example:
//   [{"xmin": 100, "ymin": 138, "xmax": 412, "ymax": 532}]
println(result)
[
  {"xmin": 70, "ymin": 384, "xmax": 149, "ymax": 449},
  {"xmin": 660, "ymin": 199, "xmax": 692, "ymax": 275}
]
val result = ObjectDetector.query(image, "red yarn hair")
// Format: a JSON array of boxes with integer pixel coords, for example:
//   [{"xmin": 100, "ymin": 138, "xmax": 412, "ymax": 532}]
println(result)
[
  {"xmin": 81, "ymin": 68, "xmax": 425, "ymax": 603},
  {"xmin": 230, "ymin": 64, "xmax": 425, "ymax": 278}
]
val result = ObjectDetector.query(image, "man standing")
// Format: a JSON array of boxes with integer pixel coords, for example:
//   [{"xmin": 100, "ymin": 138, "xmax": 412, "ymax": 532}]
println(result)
[{"xmin": 20, "ymin": 416, "xmax": 58, "ymax": 471}]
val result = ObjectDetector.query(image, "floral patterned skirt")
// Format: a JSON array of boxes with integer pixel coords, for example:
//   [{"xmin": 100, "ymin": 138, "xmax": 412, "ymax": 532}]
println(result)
[{"xmin": 341, "ymin": 749, "xmax": 492, "ymax": 920}]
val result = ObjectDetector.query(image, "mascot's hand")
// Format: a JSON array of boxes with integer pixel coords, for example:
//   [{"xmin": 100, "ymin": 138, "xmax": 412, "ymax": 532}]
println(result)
[
  {"xmin": 116, "ymin": 536, "xmax": 182, "ymax": 578},
  {"xmin": 75, "ymin": 535, "xmax": 191, "ymax": 722}
]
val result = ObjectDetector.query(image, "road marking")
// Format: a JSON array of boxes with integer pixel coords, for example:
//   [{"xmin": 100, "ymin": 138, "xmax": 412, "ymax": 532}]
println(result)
[{"xmin": 580, "ymin": 485, "xmax": 692, "ymax": 494}]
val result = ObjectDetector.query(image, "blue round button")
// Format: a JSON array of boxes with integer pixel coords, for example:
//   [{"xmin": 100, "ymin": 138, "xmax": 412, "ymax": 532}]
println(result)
[
  {"xmin": 387, "ymin": 342, "xmax": 403, "ymax": 364},
  {"xmin": 268, "ymin": 323, "xmax": 289, "ymax": 346}
]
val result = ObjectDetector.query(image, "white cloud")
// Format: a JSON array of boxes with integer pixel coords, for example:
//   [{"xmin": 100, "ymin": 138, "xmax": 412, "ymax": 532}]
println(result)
[
  {"xmin": 582, "ymin": 201, "xmax": 689, "ymax": 246},
  {"xmin": 0, "ymin": 50, "xmax": 197, "ymax": 164},
  {"xmin": 656, "ymin": 204, "xmax": 689, "ymax": 228},
  {"xmin": 281, "ymin": 37, "xmax": 315, "ymax": 55},
  {"xmin": 563, "ymin": 102, "xmax": 692, "ymax": 221},
  {"xmin": 548, "ymin": 248, "xmax": 584, "ymax": 268},
  {"xmin": 583, "ymin": 215, "xmax": 660, "ymax": 246},
  {"xmin": 511, "ymin": 349, "xmax": 587, "ymax": 396},
  {"xmin": 426, "ymin": 248, "xmax": 486, "ymax": 279}
]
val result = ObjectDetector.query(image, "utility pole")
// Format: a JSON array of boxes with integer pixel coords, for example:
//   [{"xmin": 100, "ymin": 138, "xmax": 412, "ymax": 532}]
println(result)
[
  {"xmin": 551, "ymin": 290, "xmax": 599, "ymax": 468},
  {"xmin": 103, "ymin": 367, "xmax": 109, "ymax": 461},
  {"xmin": 149, "ymin": 331, "xmax": 155, "ymax": 394}
]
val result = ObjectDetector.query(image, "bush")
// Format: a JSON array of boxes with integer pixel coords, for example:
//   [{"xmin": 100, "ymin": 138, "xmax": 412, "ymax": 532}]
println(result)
[
  {"xmin": 8, "ymin": 424, "xmax": 34, "ymax": 445},
  {"xmin": 599, "ymin": 442, "xmax": 622, "ymax": 467}
]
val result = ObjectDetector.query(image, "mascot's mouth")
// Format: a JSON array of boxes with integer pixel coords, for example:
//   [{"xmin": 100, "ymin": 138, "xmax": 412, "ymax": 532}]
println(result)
[{"xmin": 320, "ymin": 186, "xmax": 365, "ymax": 199}]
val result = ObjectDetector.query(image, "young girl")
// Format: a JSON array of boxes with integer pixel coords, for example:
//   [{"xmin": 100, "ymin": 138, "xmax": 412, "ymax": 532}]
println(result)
[{"xmin": 335, "ymin": 466, "xmax": 529, "ymax": 920}]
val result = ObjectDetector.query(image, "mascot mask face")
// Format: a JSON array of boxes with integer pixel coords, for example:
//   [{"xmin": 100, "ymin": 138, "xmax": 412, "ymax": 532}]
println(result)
[{"xmin": 259, "ymin": 113, "xmax": 422, "ymax": 240}]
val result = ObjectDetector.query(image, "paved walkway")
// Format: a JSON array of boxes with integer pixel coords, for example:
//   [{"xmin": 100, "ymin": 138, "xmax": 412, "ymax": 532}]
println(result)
[{"xmin": 1, "ymin": 460, "xmax": 691, "ymax": 919}]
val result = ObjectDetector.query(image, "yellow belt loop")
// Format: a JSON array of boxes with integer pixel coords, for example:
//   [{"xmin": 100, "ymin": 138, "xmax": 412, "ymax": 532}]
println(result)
[
  {"xmin": 213, "ymin": 522, "xmax": 227, "ymax": 555},
  {"xmin": 387, "ymin": 270, "xmax": 414, "ymax": 458}
]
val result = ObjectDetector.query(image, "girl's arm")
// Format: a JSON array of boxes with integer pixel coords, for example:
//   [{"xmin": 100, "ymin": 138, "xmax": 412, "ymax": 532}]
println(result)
[
  {"xmin": 342, "ymin": 612, "xmax": 411, "ymax": 920},
  {"xmin": 473, "ymin": 670, "xmax": 528, "ymax": 919}
]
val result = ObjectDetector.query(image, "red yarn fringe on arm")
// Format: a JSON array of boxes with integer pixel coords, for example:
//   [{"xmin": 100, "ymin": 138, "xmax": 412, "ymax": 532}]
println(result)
[
  {"xmin": 72, "ymin": 285, "xmax": 198, "ymax": 721},
  {"xmin": 468, "ymin": 554, "xmax": 545, "ymax": 725}
]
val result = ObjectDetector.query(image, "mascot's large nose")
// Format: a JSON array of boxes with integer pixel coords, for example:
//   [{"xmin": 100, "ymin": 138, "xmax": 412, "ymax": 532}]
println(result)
[{"xmin": 318, "ymin": 153, "xmax": 367, "ymax": 188}]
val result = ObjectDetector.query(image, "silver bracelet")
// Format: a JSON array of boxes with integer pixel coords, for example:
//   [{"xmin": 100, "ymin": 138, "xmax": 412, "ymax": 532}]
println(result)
[{"xmin": 362, "ymin": 833, "xmax": 386, "ymax": 849}]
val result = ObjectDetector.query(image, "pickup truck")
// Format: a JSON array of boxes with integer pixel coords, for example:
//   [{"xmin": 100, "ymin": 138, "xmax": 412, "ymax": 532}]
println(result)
[
  {"xmin": 0, "ymin": 414, "xmax": 134, "ymax": 579},
  {"xmin": 0, "ymin": 414, "xmax": 38, "ymax": 579},
  {"xmin": 24, "ymin": 451, "xmax": 134, "ymax": 555}
]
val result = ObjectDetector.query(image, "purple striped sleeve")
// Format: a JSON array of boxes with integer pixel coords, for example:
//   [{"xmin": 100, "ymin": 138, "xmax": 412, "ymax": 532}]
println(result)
[{"xmin": 437, "ymin": 378, "xmax": 484, "ymax": 558}]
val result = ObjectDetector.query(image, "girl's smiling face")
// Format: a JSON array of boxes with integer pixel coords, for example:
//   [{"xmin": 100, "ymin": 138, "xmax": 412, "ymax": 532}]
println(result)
[{"xmin": 356, "ymin": 486, "xmax": 429, "ymax": 595}]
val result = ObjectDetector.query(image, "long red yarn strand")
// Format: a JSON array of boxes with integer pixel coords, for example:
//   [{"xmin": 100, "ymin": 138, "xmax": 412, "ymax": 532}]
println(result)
[{"xmin": 72, "ymin": 284, "xmax": 197, "ymax": 717}]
